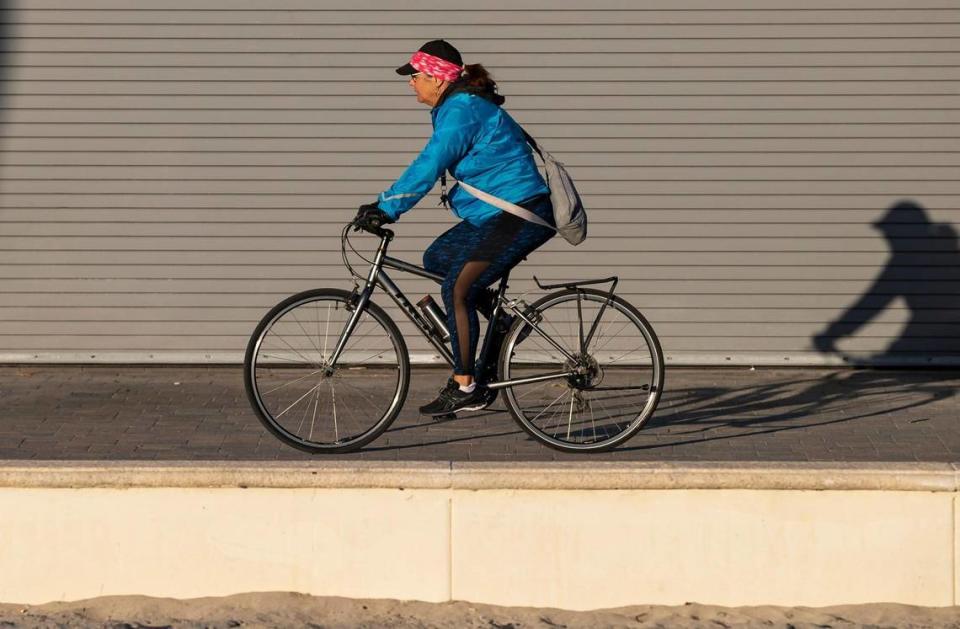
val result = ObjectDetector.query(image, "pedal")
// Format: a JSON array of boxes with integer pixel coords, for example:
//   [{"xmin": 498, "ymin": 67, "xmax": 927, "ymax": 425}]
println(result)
[{"xmin": 433, "ymin": 412, "xmax": 457, "ymax": 422}]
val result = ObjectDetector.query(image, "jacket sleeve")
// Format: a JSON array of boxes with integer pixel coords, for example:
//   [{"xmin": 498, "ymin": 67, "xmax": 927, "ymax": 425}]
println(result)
[{"xmin": 377, "ymin": 98, "xmax": 478, "ymax": 220}]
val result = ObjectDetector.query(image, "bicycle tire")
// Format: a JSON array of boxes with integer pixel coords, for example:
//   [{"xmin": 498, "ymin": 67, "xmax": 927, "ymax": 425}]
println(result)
[
  {"xmin": 498, "ymin": 288, "xmax": 664, "ymax": 453},
  {"xmin": 244, "ymin": 288, "xmax": 410, "ymax": 454}
]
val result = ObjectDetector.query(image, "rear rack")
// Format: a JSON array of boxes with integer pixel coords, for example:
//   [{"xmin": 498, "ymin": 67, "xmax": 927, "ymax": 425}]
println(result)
[{"xmin": 533, "ymin": 275, "xmax": 618, "ymax": 292}]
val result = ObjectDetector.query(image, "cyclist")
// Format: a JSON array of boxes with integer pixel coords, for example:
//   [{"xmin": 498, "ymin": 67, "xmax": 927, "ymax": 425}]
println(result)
[{"xmin": 353, "ymin": 39, "xmax": 555, "ymax": 416}]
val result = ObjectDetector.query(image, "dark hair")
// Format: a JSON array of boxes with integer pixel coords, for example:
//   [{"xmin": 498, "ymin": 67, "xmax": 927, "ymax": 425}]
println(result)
[{"xmin": 462, "ymin": 63, "xmax": 504, "ymax": 105}]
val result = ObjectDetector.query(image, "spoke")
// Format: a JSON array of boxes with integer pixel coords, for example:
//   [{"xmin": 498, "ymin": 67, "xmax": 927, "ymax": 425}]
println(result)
[
  {"xmin": 294, "ymin": 381, "xmax": 315, "ymax": 437},
  {"xmin": 321, "ymin": 301, "xmax": 332, "ymax": 359},
  {"xmin": 350, "ymin": 347, "xmax": 395, "ymax": 366},
  {"xmin": 259, "ymin": 352, "xmax": 309, "ymax": 364},
  {"xmin": 291, "ymin": 308, "xmax": 324, "ymax": 358},
  {"xmin": 330, "ymin": 380, "xmax": 339, "ymax": 443},
  {"xmin": 527, "ymin": 387, "xmax": 572, "ymax": 427},
  {"xmin": 566, "ymin": 391, "xmax": 576, "ymax": 440},
  {"xmin": 308, "ymin": 382, "xmax": 321, "ymax": 441},
  {"xmin": 588, "ymin": 398, "xmax": 598, "ymax": 443},
  {"xmin": 260, "ymin": 368, "xmax": 324, "ymax": 396},
  {"xmin": 589, "ymin": 319, "xmax": 613, "ymax": 355},
  {"xmin": 275, "ymin": 381, "xmax": 324, "ymax": 420},
  {"xmin": 339, "ymin": 321, "xmax": 391, "ymax": 356},
  {"xmin": 520, "ymin": 333, "xmax": 566, "ymax": 364},
  {"xmin": 333, "ymin": 377, "xmax": 387, "ymax": 417},
  {"xmin": 592, "ymin": 395, "xmax": 626, "ymax": 433},
  {"xmin": 606, "ymin": 344, "xmax": 652, "ymax": 366},
  {"xmin": 591, "ymin": 319, "xmax": 633, "ymax": 355},
  {"xmin": 597, "ymin": 400, "xmax": 616, "ymax": 441},
  {"xmin": 340, "ymin": 317, "xmax": 375, "ymax": 349},
  {"xmin": 513, "ymin": 378, "xmax": 554, "ymax": 402},
  {"xmin": 542, "ymin": 313, "xmax": 575, "ymax": 357},
  {"xmin": 267, "ymin": 326, "xmax": 321, "ymax": 367},
  {"xmin": 543, "ymin": 389, "xmax": 573, "ymax": 437}
]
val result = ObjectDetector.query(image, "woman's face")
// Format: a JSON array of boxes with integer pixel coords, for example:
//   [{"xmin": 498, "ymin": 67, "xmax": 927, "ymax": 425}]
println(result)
[{"xmin": 409, "ymin": 72, "xmax": 447, "ymax": 107}]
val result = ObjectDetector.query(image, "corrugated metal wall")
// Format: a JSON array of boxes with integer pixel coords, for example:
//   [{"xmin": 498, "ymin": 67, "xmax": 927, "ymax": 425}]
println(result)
[{"xmin": 1, "ymin": 0, "xmax": 958, "ymax": 365}]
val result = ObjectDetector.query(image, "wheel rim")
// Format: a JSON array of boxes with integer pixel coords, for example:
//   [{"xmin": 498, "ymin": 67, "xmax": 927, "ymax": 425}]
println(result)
[
  {"xmin": 250, "ymin": 295, "xmax": 405, "ymax": 448},
  {"xmin": 502, "ymin": 292, "xmax": 662, "ymax": 450}
]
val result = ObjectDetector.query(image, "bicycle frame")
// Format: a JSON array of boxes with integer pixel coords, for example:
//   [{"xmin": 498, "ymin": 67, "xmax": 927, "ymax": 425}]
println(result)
[{"xmin": 328, "ymin": 227, "xmax": 612, "ymax": 390}]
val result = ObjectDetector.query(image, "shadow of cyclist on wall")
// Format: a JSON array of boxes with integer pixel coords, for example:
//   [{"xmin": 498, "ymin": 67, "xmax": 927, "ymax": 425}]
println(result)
[
  {"xmin": 616, "ymin": 200, "xmax": 960, "ymax": 455},
  {"xmin": 812, "ymin": 200, "xmax": 960, "ymax": 366}
]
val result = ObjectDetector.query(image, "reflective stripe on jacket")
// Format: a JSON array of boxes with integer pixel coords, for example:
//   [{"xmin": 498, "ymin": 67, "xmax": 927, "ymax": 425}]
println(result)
[{"xmin": 378, "ymin": 90, "xmax": 548, "ymax": 226}]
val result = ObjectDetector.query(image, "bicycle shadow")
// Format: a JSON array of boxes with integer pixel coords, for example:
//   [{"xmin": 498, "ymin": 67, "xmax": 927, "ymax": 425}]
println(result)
[
  {"xmin": 619, "ymin": 369, "xmax": 958, "ymax": 452},
  {"xmin": 374, "ymin": 406, "xmax": 527, "ymax": 451},
  {"xmin": 373, "ymin": 368, "xmax": 959, "ymax": 453}
]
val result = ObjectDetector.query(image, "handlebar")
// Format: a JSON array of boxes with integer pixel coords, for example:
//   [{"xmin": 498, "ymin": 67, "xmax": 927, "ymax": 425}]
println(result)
[{"xmin": 349, "ymin": 216, "xmax": 394, "ymax": 241}]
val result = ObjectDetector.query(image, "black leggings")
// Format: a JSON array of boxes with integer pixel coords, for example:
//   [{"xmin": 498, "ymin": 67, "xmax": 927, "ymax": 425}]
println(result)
[{"xmin": 423, "ymin": 194, "xmax": 555, "ymax": 376}]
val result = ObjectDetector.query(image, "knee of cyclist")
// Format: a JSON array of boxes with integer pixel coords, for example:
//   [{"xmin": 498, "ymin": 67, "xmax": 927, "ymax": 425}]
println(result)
[{"xmin": 453, "ymin": 284, "xmax": 480, "ymax": 309}]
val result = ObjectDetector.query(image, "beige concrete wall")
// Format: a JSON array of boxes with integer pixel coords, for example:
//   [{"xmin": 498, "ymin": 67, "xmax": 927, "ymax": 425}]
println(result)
[
  {"xmin": 0, "ymin": 488, "xmax": 451, "ymax": 604},
  {"xmin": 0, "ymin": 484, "xmax": 953, "ymax": 608},
  {"xmin": 453, "ymin": 489, "xmax": 953, "ymax": 608}
]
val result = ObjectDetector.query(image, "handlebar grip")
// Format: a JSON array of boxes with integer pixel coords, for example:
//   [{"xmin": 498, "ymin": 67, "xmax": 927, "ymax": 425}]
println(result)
[{"xmin": 351, "ymin": 217, "xmax": 394, "ymax": 240}]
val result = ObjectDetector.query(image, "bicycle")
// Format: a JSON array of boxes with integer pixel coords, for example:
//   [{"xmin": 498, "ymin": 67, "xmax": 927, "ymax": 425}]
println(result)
[{"xmin": 243, "ymin": 218, "xmax": 665, "ymax": 454}]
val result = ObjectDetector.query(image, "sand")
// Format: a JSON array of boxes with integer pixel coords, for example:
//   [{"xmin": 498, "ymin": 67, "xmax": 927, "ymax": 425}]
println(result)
[{"xmin": 1, "ymin": 592, "xmax": 959, "ymax": 628}]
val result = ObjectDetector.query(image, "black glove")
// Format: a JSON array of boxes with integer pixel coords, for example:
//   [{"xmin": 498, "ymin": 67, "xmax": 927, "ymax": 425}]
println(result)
[{"xmin": 353, "ymin": 202, "xmax": 394, "ymax": 232}]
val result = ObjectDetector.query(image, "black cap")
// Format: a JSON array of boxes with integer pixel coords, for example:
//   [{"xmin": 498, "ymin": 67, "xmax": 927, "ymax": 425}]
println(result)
[{"xmin": 395, "ymin": 39, "xmax": 463, "ymax": 76}]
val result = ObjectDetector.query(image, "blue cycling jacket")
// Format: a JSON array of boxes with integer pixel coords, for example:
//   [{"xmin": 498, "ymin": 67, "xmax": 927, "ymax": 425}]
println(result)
[{"xmin": 378, "ymin": 89, "xmax": 549, "ymax": 227}]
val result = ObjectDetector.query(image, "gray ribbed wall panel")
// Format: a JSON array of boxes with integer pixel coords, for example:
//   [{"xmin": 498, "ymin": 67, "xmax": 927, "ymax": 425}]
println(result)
[{"xmin": 0, "ymin": 0, "xmax": 958, "ymax": 365}]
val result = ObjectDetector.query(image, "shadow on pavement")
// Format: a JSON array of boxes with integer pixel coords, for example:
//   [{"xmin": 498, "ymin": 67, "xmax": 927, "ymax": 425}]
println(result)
[{"xmin": 627, "ymin": 369, "xmax": 959, "ymax": 452}]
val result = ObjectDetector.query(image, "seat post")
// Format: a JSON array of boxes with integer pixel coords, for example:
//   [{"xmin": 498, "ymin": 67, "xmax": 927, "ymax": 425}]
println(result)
[{"xmin": 496, "ymin": 270, "xmax": 510, "ymax": 298}]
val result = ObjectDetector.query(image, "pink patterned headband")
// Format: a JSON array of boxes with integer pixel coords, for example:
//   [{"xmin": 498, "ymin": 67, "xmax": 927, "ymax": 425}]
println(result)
[{"xmin": 410, "ymin": 50, "xmax": 464, "ymax": 83}]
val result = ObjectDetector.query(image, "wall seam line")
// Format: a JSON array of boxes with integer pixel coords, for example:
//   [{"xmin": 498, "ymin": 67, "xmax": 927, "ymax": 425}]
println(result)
[
  {"xmin": 448, "ymin": 492, "xmax": 454, "ymax": 603},
  {"xmin": 448, "ymin": 460, "xmax": 454, "ymax": 603}
]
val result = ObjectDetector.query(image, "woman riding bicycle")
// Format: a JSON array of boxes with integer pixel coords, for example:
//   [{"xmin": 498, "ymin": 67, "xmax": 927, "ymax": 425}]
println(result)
[{"xmin": 353, "ymin": 39, "xmax": 556, "ymax": 416}]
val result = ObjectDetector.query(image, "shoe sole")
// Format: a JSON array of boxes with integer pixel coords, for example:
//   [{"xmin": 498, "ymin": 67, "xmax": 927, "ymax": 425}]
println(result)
[
  {"xmin": 421, "ymin": 393, "xmax": 496, "ymax": 416},
  {"xmin": 421, "ymin": 402, "xmax": 485, "ymax": 416},
  {"xmin": 419, "ymin": 388, "xmax": 500, "ymax": 417}
]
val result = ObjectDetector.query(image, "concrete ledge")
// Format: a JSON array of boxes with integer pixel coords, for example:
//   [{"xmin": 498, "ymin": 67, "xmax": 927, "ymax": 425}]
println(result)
[
  {"xmin": 0, "ymin": 460, "xmax": 956, "ymax": 491},
  {"xmin": 0, "ymin": 460, "xmax": 956, "ymax": 608}
]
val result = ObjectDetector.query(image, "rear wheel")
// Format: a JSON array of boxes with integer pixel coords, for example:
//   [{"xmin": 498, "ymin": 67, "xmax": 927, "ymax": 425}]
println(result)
[
  {"xmin": 244, "ymin": 288, "xmax": 410, "ymax": 453},
  {"xmin": 498, "ymin": 288, "xmax": 664, "ymax": 452}
]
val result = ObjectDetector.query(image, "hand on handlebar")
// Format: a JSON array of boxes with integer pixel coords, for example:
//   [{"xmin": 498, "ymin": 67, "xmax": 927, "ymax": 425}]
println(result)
[{"xmin": 352, "ymin": 202, "xmax": 395, "ymax": 233}]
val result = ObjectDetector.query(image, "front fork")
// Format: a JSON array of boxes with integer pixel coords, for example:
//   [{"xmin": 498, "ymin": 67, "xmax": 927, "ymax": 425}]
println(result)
[
  {"xmin": 326, "ymin": 232, "xmax": 455, "ymax": 373},
  {"xmin": 324, "ymin": 234, "xmax": 391, "ymax": 374}
]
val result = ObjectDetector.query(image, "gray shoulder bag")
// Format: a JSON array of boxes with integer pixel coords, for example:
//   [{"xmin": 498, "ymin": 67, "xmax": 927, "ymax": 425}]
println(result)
[{"xmin": 441, "ymin": 129, "xmax": 588, "ymax": 245}]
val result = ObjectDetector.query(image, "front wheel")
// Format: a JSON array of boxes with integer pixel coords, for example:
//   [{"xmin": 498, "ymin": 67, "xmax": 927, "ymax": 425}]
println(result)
[
  {"xmin": 498, "ymin": 288, "xmax": 664, "ymax": 453},
  {"xmin": 244, "ymin": 288, "xmax": 410, "ymax": 453}
]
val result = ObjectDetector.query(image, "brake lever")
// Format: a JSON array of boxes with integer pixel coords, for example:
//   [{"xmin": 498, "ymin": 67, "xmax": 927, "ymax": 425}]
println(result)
[{"xmin": 350, "ymin": 218, "xmax": 394, "ymax": 241}]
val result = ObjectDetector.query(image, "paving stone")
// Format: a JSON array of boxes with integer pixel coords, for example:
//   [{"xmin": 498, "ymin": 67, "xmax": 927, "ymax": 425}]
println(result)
[{"xmin": 1, "ymin": 365, "xmax": 959, "ymax": 461}]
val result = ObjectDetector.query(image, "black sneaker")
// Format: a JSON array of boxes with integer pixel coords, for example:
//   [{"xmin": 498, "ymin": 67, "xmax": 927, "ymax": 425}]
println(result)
[
  {"xmin": 419, "ymin": 378, "xmax": 491, "ymax": 416},
  {"xmin": 473, "ymin": 385, "xmax": 499, "ymax": 410}
]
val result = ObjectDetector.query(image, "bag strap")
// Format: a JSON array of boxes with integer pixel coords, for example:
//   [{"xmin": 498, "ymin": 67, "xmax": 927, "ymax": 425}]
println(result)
[
  {"xmin": 520, "ymin": 128, "xmax": 544, "ymax": 161},
  {"xmin": 437, "ymin": 125, "xmax": 552, "ymax": 229},
  {"xmin": 455, "ymin": 180, "xmax": 556, "ymax": 231}
]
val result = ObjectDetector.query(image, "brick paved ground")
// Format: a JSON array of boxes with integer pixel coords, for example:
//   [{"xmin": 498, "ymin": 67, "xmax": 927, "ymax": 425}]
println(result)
[{"xmin": 0, "ymin": 365, "xmax": 958, "ymax": 462}]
